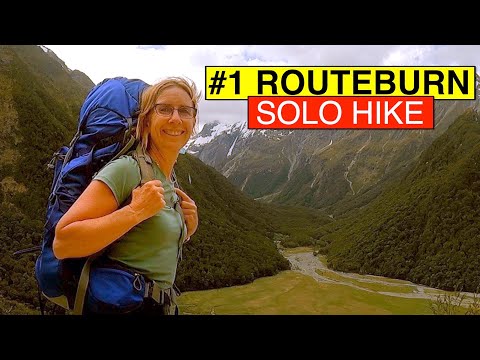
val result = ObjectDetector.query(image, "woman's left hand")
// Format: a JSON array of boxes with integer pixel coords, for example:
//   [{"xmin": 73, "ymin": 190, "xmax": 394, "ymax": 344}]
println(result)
[{"xmin": 175, "ymin": 188, "xmax": 198, "ymax": 242}]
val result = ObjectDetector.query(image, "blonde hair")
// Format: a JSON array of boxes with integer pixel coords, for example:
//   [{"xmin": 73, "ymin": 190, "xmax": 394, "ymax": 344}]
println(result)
[{"xmin": 136, "ymin": 76, "xmax": 201, "ymax": 152}]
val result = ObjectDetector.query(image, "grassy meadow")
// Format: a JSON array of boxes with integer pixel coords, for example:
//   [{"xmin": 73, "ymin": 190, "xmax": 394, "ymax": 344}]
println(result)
[
  {"xmin": 177, "ymin": 270, "xmax": 435, "ymax": 315},
  {"xmin": 177, "ymin": 247, "xmax": 477, "ymax": 315}
]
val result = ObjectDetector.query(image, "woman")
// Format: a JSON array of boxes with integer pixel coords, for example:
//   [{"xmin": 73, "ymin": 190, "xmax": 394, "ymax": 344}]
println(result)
[{"xmin": 52, "ymin": 76, "xmax": 200, "ymax": 315}]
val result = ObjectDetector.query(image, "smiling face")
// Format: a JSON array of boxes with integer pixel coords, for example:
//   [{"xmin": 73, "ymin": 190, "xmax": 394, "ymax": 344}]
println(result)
[{"xmin": 147, "ymin": 85, "xmax": 196, "ymax": 153}]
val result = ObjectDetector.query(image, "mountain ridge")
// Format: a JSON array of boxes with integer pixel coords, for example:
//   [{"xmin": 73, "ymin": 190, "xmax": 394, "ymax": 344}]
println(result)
[{"xmin": 187, "ymin": 94, "xmax": 479, "ymax": 215}]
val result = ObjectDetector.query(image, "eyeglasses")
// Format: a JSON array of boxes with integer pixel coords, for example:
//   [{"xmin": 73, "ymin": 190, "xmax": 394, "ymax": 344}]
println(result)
[{"xmin": 154, "ymin": 104, "xmax": 197, "ymax": 119}]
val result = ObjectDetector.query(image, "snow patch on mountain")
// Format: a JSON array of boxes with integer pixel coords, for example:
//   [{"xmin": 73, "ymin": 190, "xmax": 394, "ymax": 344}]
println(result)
[{"xmin": 227, "ymin": 136, "xmax": 239, "ymax": 157}]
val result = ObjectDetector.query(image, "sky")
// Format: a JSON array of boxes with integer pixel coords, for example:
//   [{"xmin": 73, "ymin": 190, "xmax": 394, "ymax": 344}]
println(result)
[{"xmin": 43, "ymin": 45, "xmax": 480, "ymax": 131}]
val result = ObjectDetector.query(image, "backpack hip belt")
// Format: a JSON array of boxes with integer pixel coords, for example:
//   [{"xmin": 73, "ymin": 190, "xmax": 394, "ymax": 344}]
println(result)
[{"xmin": 144, "ymin": 280, "xmax": 181, "ymax": 306}]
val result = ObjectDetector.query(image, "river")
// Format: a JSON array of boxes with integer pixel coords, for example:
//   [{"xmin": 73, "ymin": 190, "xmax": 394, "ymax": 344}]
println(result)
[{"xmin": 281, "ymin": 249, "xmax": 479, "ymax": 305}]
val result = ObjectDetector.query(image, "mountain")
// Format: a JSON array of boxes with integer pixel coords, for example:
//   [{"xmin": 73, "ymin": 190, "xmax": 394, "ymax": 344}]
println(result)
[
  {"xmin": 187, "ymin": 96, "xmax": 480, "ymax": 215},
  {"xmin": 316, "ymin": 108, "xmax": 480, "ymax": 293},
  {"xmin": 173, "ymin": 153, "xmax": 331, "ymax": 291},
  {"xmin": 0, "ymin": 45, "xmax": 95, "ymax": 220},
  {"xmin": 0, "ymin": 45, "xmax": 96, "ymax": 309},
  {"xmin": 0, "ymin": 45, "xmax": 325, "ymax": 311}
]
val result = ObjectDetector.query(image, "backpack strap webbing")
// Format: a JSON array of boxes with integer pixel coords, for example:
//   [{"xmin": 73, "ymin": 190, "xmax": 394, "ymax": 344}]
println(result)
[
  {"xmin": 144, "ymin": 281, "xmax": 181, "ymax": 314},
  {"xmin": 132, "ymin": 143, "xmax": 155, "ymax": 184},
  {"xmin": 174, "ymin": 201, "xmax": 186, "ymax": 261},
  {"xmin": 72, "ymin": 252, "xmax": 103, "ymax": 315}
]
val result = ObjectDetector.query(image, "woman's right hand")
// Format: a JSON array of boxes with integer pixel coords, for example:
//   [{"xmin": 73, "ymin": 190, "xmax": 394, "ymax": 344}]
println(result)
[{"xmin": 128, "ymin": 180, "xmax": 166, "ymax": 222}]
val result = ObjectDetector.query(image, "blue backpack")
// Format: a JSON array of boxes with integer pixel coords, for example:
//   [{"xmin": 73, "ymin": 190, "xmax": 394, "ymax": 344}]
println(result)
[{"xmin": 33, "ymin": 77, "xmax": 183, "ymax": 314}]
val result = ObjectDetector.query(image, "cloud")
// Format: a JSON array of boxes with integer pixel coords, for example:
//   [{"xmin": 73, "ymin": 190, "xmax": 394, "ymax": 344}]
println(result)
[{"xmin": 137, "ymin": 45, "xmax": 167, "ymax": 50}]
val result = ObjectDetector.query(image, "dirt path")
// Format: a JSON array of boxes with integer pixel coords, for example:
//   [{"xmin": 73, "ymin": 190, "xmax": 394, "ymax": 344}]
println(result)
[{"xmin": 282, "ymin": 250, "xmax": 478, "ymax": 303}]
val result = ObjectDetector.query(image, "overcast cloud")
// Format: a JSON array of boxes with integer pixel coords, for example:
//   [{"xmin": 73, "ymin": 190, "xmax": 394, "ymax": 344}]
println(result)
[{"xmin": 44, "ymin": 45, "xmax": 480, "ymax": 130}]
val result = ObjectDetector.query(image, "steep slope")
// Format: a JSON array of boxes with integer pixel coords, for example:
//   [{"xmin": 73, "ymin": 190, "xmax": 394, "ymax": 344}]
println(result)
[
  {"xmin": 0, "ymin": 45, "xmax": 95, "ymax": 308},
  {"xmin": 173, "ymin": 153, "xmax": 325, "ymax": 291}
]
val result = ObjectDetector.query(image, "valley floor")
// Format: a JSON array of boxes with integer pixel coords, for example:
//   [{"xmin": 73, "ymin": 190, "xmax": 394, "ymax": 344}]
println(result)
[
  {"xmin": 177, "ymin": 247, "xmax": 479, "ymax": 315},
  {"xmin": 282, "ymin": 247, "xmax": 479, "ymax": 304}
]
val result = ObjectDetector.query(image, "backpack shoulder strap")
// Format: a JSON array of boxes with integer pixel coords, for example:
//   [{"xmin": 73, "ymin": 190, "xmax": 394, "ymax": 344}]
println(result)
[
  {"xmin": 132, "ymin": 142, "xmax": 155, "ymax": 185},
  {"xmin": 72, "ymin": 253, "xmax": 101, "ymax": 315}
]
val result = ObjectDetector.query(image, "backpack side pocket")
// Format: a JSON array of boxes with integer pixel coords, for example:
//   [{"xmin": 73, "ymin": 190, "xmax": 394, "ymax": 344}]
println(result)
[{"xmin": 86, "ymin": 264, "xmax": 145, "ymax": 314}]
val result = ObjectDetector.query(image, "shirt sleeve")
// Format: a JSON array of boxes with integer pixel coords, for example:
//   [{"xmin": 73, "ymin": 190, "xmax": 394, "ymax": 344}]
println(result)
[{"xmin": 93, "ymin": 155, "xmax": 141, "ymax": 207}]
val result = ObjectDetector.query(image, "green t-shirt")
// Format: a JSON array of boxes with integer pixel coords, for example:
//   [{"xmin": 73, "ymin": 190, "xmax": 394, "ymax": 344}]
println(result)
[{"xmin": 93, "ymin": 155, "xmax": 185, "ymax": 289}]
